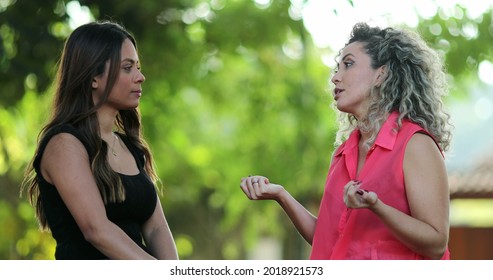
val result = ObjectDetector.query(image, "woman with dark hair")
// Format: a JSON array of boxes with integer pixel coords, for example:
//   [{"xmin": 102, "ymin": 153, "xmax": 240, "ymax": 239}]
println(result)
[
  {"xmin": 240, "ymin": 22, "xmax": 453, "ymax": 260},
  {"xmin": 22, "ymin": 21, "xmax": 178, "ymax": 259}
]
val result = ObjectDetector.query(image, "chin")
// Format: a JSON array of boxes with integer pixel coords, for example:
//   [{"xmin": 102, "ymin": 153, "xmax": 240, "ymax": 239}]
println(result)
[
  {"xmin": 335, "ymin": 103, "xmax": 349, "ymax": 113},
  {"xmin": 122, "ymin": 104, "xmax": 139, "ymax": 110}
]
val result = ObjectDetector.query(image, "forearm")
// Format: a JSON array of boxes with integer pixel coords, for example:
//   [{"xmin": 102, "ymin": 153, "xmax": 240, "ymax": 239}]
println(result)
[
  {"xmin": 144, "ymin": 226, "xmax": 179, "ymax": 260},
  {"xmin": 276, "ymin": 189, "xmax": 317, "ymax": 245},
  {"xmin": 240, "ymin": 176, "xmax": 317, "ymax": 244},
  {"xmin": 84, "ymin": 222, "xmax": 156, "ymax": 260},
  {"xmin": 370, "ymin": 199, "xmax": 449, "ymax": 259}
]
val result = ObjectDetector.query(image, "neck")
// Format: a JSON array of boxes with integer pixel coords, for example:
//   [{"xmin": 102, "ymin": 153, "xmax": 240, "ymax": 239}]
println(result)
[
  {"xmin": 96, "ymin": 107, "xmax": 118, "ymax": 138},
  {"xmin": 359, "ymin": 129, "xmax": 371, "ymax": 141}
]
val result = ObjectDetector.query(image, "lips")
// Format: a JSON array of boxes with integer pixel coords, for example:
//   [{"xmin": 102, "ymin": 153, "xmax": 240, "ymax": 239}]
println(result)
[{"xmin": 334, "ymin": 88, "xmax": 344, "ymax": 100}]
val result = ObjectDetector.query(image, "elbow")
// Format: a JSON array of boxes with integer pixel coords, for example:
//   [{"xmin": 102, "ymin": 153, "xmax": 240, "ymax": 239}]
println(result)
[
  {"xmin": 81, "ymin": 227, "xmax": 100, "ymax": 245},
  {"xmin": 305, "ymin": 236, "xmax": 313, "ymax": 246},
  {"xmin": 80, "ymin": 223, "xmax": 107, "ymax": 247},
  {"xmin": 303, "ymin": 226, "xmax": 316, "ymax": 246},
  {"xmin": 414, "ymin": 243, "xmax": 447, "ymax": 260},
  {"xmin": 428, "ymin": 246, "xmax": 447, "ymax": 260},
  {"xmin": 425, "ymin": 234, "xmax": 449, "ymax": 260}
]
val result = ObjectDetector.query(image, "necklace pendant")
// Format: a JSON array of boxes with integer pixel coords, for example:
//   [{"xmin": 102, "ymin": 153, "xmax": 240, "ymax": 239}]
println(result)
[{"xmin": 111, "ymin": 132, "xmax": 118, "ymax": 156}]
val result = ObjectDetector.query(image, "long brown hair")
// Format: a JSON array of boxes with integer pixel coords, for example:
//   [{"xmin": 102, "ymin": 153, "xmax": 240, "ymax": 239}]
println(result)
[{"xmin": 22, "ymin": 21, "xmax": 158, "ymax": 230}]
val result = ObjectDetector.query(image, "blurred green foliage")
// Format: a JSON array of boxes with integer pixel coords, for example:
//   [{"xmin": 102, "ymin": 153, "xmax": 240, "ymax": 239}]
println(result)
[
  {"xmin": 416, "ymin": 4, "xmax": 493, "ymax": 97},
  {"xmin": 0, "ymin": 0, "xmax": 492, "ymax": 259}
]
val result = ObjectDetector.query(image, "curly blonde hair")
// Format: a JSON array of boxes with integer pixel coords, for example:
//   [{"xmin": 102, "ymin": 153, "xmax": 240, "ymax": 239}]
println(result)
[{"xmin": 334, "ymin": 22, "xmax": 453, "ymax": 152}]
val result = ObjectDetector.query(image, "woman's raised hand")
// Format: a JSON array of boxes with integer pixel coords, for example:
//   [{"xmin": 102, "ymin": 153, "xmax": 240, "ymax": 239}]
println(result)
[{"xmin": 240, "ymin": 175, "xmax": 284, "ymax": 201}]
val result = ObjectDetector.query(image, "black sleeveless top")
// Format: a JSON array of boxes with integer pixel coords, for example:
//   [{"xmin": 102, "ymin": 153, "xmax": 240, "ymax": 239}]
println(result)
[{"xmin": 33, "ymin": 124, "xmax": 157, "ymax": 259}]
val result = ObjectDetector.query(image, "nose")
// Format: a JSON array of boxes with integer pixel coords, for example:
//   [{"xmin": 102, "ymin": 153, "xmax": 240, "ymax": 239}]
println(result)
[
  {"xmin": 136, "ymin": 70, "xmax": 145, "ymax": 83},
  {"xmin": 331, "ymin": 72, "xmax": 340, "ymax": 85}
]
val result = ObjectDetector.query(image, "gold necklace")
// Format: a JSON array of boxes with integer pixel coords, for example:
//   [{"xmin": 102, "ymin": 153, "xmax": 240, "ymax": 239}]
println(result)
[{"xmin": 111, "ymin": 133, "xmax": 118, "ymax": 156}]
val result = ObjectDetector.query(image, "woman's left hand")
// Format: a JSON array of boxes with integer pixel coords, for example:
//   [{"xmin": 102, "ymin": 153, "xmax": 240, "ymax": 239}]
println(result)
[{"xmin": 343, "ymin": 180, "xmax": 378, "ymax": 209}]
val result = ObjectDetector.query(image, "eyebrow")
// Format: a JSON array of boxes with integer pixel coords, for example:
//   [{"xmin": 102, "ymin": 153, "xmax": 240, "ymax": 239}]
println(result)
[
  {"xmin": 335, "ymin": 53, "xmax": 355, "ymax": 70},
  {"xmin": 341, "ymin": 53, "xmax": 355, "ymax": 61},
  {"xmin": 121, "ymin": 58, "xmax": 139, "ymax": 64}
]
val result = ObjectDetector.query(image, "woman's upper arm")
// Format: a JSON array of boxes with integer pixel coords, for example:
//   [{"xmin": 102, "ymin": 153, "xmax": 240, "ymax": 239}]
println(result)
[
  {"xmin": 141, "ymin": 199, "xmax": 178, "ymax": 259},
  {"xmin": 141, "ymin": 199, "xmax": 167, "ymax": 238},
  {"xmin": 403, "ymin": 133, "xmax": 450, "ymax": 235},
  {"xmin": 41, "ymin": 133, "xmax": 108, "ymax": 234}
]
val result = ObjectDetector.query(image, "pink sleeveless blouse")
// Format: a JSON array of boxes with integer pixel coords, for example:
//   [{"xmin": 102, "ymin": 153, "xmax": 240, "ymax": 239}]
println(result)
[{"xmin": 310, "ymin": 112, "xmax": 450, "ymax": 260}]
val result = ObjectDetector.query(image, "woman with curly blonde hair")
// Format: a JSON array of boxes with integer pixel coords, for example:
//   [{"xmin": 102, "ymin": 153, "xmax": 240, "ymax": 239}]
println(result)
[{"xmin": 240, "ymin": 22, "xmax": 453, "ymax": 260}]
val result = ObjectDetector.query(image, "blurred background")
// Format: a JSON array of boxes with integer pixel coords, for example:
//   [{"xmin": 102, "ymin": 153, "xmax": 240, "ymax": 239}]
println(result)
[{"xmin": 1, "ymin": 0, "xmax": 492, "ymax": 260}]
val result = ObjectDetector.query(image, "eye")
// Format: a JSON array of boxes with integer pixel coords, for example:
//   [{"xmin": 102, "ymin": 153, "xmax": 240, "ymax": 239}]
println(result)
[{"xmin": 344, "ymin": 61, "xmax": 354, "ymax": 68}]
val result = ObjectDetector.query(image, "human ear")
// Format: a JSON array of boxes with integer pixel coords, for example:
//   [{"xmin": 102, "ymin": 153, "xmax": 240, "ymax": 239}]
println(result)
[
  {"xmin": 92, "ymin": 79, "xmax": 98, "ymax": 89},
  {"xmin": 375, "ymin": 65, "xmax": 387, "ymax": 87},
  {"xmin": 92, "ymin": 76, "xmax": 103, "ymax": 89}
]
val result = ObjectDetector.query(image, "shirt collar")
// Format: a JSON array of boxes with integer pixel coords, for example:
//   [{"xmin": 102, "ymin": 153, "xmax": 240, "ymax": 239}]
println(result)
[
  {"xmin": 374, "ymin": 111, "xmax": 399, "ymax": 151},
  {"xmin": 335, "ymin": 112, "xmax": 399, "ymax": 157}
]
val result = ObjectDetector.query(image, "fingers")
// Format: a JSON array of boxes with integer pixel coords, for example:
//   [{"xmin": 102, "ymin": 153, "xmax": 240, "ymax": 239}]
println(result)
[
  {"xmin": 240, "ymin": 175, "xmax": 270, "ymax": 200},
  {"xmin": 343, "ymin": 180, "xmax": 361, "ymax": 203},
  {"xmin": 258, "ymin": 177, "xmax": 270, "ymax": 194},
  {"xmin": 240, "ymin": 176, "xmax": 257, "ymax": 200},
  {"xmin": 344, "ymin": 180, "xmax": 376, "ymax": 208},
  {"xmin": 248, "ymin": 176, "xmax": 259, "ymax": 200},
  {"xmin": 364, "ymin": 190, "xmax": 378, "ymax": 206},
  {"xmin": 239, "ymin": 178, "xmax": 252, "ymax": 199}
]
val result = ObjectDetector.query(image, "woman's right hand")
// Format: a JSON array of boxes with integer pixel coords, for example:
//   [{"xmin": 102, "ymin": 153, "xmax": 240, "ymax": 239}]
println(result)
[
  {"xmin": 240, "ymin": 175, "xmax": 317, "ymax": 244},
  {"xmin": 240, "ymin": 175, "xmax": 284, "ymax": 201}
]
